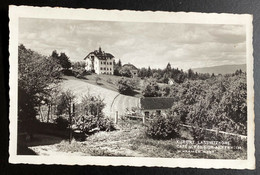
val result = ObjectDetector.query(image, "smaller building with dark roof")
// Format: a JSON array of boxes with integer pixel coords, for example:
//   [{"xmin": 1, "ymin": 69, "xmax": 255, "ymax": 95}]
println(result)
[
  {"xmin": 140, "ymin": 97, "xmax": 175, "ymax": 117},
  {"xmin": 84, "ymin": 47, "xmax": 115, "ymax": 75},
  {"xmin": 122, "ymin": 63, "xmax": 138, "ymax": 77}
]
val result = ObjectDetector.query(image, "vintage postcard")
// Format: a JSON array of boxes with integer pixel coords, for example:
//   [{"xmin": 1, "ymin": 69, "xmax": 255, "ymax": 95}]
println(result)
[{"xmin": 9, "ymin": 6, "xmax": 255, "ymax": 169}]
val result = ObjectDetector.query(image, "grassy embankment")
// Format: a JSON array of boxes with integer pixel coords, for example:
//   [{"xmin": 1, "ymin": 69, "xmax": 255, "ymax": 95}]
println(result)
[{"xmin": 54, "ymin": 119, "xmax": 246, "ymax": 159}]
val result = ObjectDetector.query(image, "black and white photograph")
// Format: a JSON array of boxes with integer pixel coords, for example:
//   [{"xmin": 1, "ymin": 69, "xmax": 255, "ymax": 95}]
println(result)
[{"xmin": 8, "ymin": 6, "xmax": 255, "ymax": 169}]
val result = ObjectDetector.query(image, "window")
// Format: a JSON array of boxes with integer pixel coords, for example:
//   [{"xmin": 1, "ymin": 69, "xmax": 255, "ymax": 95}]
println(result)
[
  {"xmin": 144, "ymin": 111, "xmax": 149, "ymax": 117},
  {"xmin": 156, "ymin": 110, "xmax": 161, "ymax": 115},
  {"xmin": 101, "ymin": 62, "xmax": 102, "ymax": 64},
  {"xmin": 110, "ymin": 62, "xmax": 112, "ymax": 65},
  {"xmin": 100, "ymin": 67, "xmax": 102, "ymax": 70},
  {"xmin": 110, "ymin": 68, "xmax": 112, "ymax": 71}
]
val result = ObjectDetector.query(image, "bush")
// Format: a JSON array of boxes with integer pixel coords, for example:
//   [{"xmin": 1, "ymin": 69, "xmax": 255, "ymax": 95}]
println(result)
[
  {"xmin": 145, "ymin": 115, "xmax": 180, "ymax": 139},
  {"xmin": 62, "ymin": 69, "xmax": 74, "ymax": 76},
  {"xmin": 97, "ymin": 117, "xmax": 116, "ymax": 131},
  {"xmin": 71, "ymin": 67, "xmax": 89, "ymax": 79},
  {"xmin": 74, "ymin": 115, "xmax": 115, "ymax": 134},
  {"xmin": 117, "ymin": 78, "xmax": 134, "ymax": 95},
  {"xmin": 55, "ymin": 117, "xmax": 69, "ymax": 130},
  {"xmin": 142, "ymin": 80, "xmax": 161, "ymax": 97},
  {"xmin": 106, "ymin": 78, "xmax": 113, "ymax": 84}
]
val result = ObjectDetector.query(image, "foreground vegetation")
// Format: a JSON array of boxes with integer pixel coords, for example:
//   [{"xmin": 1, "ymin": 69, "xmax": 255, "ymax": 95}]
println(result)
[{"xmin": 48, "ymin": 119, "xmax": 246, "ymax": 159}]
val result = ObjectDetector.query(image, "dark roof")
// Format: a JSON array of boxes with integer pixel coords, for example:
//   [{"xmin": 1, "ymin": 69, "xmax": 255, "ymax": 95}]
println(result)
[
  {"xmin": 140, "ymin": 97, "xmax": 174, "ymax": 110},
  {"xmin": 84, "ymin": 48, "xmax": 114, "ymax": 60},
  {"xmin": 122, "ymin": 63, "xmax": 138, "ymax": 70}
]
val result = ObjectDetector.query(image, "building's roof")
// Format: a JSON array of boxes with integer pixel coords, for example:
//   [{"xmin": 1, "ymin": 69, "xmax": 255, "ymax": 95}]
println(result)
[
  {"xmin": 84, "ymin": 47, "xmax": 114, "ymax": 60},
  {"xmin": 122, "ymin": 63, "xmax": 138, "ymax": 70},
  {"xmin": 140, "ymin": 97, "xmax": 174, "ymax": 110}
]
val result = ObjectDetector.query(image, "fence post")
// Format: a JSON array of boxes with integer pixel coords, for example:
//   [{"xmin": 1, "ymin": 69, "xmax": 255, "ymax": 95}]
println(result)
[
  {"xmin": 115, "ymin": 111, "xmax": 118, "ymax": 124},
  {"xmin": 143, "ymin": 115, "xmax": 146, "ymax": 124},
  {"xmin": 215, "ymin": 128, "xmax": 219, "ymax": 137}
]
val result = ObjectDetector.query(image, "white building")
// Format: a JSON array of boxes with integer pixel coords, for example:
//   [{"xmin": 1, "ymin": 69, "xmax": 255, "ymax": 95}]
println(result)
[{"xmin": 84, "ymin": 47, "xmax": 114, "ymax": 75}]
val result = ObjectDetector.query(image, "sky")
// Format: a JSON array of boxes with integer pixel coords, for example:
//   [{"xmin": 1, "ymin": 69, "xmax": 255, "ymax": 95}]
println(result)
[{"xmin": 19, "ymin": 18, "xmax": 246, "ymax": 70}]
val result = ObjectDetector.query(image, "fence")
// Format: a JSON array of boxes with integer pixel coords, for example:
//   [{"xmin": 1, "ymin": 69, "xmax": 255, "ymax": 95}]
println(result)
[
  {"xmin": 180, "ymin": 124, "xmax": 247, "ymax": 139},
  {"xmin": 112, "ymin": 111, "xmax": 247, "ymax": 140}
]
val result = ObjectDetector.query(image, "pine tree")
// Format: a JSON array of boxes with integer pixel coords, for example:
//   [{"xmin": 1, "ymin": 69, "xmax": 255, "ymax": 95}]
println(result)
[{"xmin": 118, "ymin": 59, "xmax": 122, "ymax": 67}]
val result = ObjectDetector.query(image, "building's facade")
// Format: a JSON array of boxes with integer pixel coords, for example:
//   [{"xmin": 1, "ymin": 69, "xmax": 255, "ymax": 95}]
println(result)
[
  {"xmin": 168, "ymin": 78, "xmax": 175, "ymax": 85},
  {"xmin": 84, "ymin": 47, "xmax": 114, "ymax": 75},
  {"xmin": 139, "ymin": 97, "xmax": 175, "ymax": 117}
]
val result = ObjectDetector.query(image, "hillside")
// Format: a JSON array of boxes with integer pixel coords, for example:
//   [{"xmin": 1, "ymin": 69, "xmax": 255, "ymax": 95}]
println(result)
[
  {"xmin": 60, "ymin": 76, "xmax": 139, "ymax": 118},
  {"xmin": 192, "ymin": 64, "xmax": 246, "ymax": 74}
]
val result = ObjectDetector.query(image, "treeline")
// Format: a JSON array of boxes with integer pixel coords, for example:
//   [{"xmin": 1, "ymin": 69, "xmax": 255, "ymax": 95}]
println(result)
[
  {"xmin": 114, "ymin": 60, "xmax": 215, "ymax": 83},
  {"xmin": 138, "ymin": 63, "xmax": 216, "ymax": 83}
]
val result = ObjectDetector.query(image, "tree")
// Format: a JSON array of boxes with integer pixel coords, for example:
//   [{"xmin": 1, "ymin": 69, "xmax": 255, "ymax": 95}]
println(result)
[
  {"xmin": 161, "ymin": 86, "xmax": 171, "ymax": 97},
  {"xmin": 175, "ymin": 73, "xmax": 185, "ymax": 83},
  {"xmin": 119, "ymin": 66, "xmax": 132, "ymax": 77},
  {"xmin": 56, "ymin": 90, "xmax": 76, "ymax": 143},
  {"xmin": 114, "ymin": 59, "xmax": 122, "ymax": 76},
  {"xmin": 81, "ymin": 94, "xmax": 105, "ymax": 117},
  {"xmin": 147, "ymin": 66, "xmax": 152, "ymax": 77},
  {"xmin": 117, "ymin": 78, "xmax": 134, "ymax": 95},
  {"xmin": 18, "ymin": 45, "xmax": 62, "ymax": 133},
  {"xmin": 59, "ymin": 53, "xmax": 71, "ymax": 69},
  {"xmin": 142, "ymin": 81, "xmax": 161, "ymax": 97},
  {"xmin": 118, "ymin": 59, "xmax": 122, "ymax": 67},
  {"xmin": 138, "ymin": 67, "xmax": 148, "ymax": 78},
  {"xmin": 51, "ymin": 50, "xmax": 71, "ymax": 70},
  {"xmin": 162, "ymin": 73, "xmax": 169, "ymax": 83},
  {"xmin": 187, "ymin": 69, "xmax": 193, "ymax": 79},
  {"xmin": 166, "ymin": 63, "xmax": 172, "ymax": 73}
]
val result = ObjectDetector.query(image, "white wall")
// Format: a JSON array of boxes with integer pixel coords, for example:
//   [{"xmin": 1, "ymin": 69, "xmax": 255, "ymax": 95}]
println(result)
[
  {"xmin": 97, "ymin": 58, "xmax": 114, "ymax": 75},
  {"xmin": 85, "ymin": 54, "xmax": 114, "ymax": 75}
]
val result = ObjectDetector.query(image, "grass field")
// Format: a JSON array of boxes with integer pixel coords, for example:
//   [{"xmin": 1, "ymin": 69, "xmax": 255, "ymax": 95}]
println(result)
[
  {"xmin": 83, "ymin": 74, "xmax": 143, "ymax": 97},
  {"xmin": 83, "ymin": 74, "xmax": 120, "ymax": 92}
]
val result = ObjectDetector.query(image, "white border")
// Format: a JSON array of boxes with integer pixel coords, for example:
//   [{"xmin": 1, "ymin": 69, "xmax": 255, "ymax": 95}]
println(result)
[{"xmin": 9, "ymin": 5, "xmax": 255, "ymax": 169}]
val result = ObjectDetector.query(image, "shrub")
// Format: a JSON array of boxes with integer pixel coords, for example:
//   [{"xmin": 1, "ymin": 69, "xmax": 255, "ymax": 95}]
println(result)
[
  {"xmin": 145, "ymin": 115, "xmax": 180, "ymax": 139},
  {"xmin": 74, "ymin": 115, "xmax": 115, "ymax": 134},
  {"xmin": 117, "ymin": 78, "xmax": 134, "ymax": 95},
  {"xmin": 106, "ymin": 78, "xmax": 113, "ymax": 84},
  {"xmin": 72, "ymin": 67, "xmax": 87, "ymax": 78},
  {"xmin": 55, "ymin": 116, "xmax": 69, "ymax": 130},
  {"xmin": 97, "ymin": 117, "xmax": 116, "ymax": 131},
  {"xmin": 62, "ymin": 69, "xmax": 74, "ymax": 76},
  {"xmin": 142, "ymin": 80, "xmax": 161, "ymax": 97}
]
